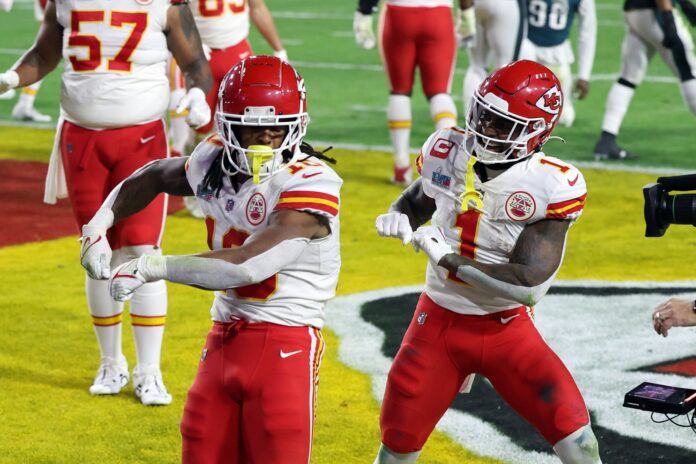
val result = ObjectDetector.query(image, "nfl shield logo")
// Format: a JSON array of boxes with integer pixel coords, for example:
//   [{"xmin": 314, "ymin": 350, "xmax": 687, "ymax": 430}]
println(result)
[
  {"xmin": 225, "ymin": 199, "xmax": 235, "ymax": 212},
  {"xmin": 417, "ymin": 312, "xmax": 427, "ymax": 326},
  {"xmin": 200, "ymin": 348, "xmax": 207, "ymax": 361}
]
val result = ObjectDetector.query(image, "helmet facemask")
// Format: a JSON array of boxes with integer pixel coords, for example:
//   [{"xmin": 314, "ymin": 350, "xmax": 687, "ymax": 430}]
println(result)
[
  {"xmin": 466, "ymin": 91, "xmax": 547, "ymax": 165},
  {"xmin": 217, "ymin": 104, "xmax": 309, "ymax": 184}
]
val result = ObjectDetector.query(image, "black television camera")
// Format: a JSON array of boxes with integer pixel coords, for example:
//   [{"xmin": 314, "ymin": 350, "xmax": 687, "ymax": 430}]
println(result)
[{"xmin": 643, "ymin": 173, "xmax": 696, "ymax": 237}]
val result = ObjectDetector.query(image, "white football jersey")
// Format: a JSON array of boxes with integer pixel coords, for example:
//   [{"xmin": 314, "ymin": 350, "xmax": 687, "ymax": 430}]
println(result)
[
  {"xmin": 185, "ymin": 136, "xmax": 342, "ymax": 329},
  {"xmin": 417, "ymin": 128, "xmax": 587, "ymax": 315},
  {"xmin": 387, "ymin": 0, "xmax": 452, "ymax": 7},
  {"xmin": 189, "ymin": 0, "xmax": 249, "ymax": 49},
  {"xmin": 55, "ymin": 0, "xmax": 171, "ymax": 128}
]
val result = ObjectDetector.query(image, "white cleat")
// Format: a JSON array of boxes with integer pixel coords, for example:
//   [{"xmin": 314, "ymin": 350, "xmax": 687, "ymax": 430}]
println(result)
[
  {"xmin": 133, "ymin": 366, "xmax": 172, "ymax": 406},
  {"xmin": 0, "ymin": 88, "xmax": 15, "ymax": 100},
  {"xmin": 11, "ymin": 104, "xmax": 52, "ymax": 122},
  {"xmin": 89, "ymin": 356, "xmax": 129, "ymax": 395},
  {"xmin": 183, "ymin": 196, "xmax": 204, "ymax": 219}
]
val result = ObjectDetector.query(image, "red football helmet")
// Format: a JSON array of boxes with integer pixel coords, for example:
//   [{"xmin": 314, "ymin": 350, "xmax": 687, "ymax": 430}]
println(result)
[
  {"xmin": 466, "ymin": 60, "xmax": 563, "ymax": 164},
  {"xmin": 216, "ymin": 55, "xmax": 309, "ymax": 182}
]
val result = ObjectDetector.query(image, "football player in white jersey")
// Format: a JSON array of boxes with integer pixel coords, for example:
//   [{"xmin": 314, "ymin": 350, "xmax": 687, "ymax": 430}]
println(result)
[
  {"xmin": 0, "ymin": 0, "xmax": 213, "ymax": 405},
  {"xmin": 527, "ymin": 0, "xmax": 597, "ymax": 128},
  {"xmin": 594, "ymin": 0, "xmax": 696, "ymax": 160},
  {"xmin": 0, "ymin": 0, "xmax": 51, "ymax": 121},
  {"xmin": 354, "ymin": 0, "xmax": 459, "ymax": 185},
  {"xmin": 374, "ymin": 60, "xmax": 601, "ymax": 463},
  {"xmin": 462, "ymin": 0, "xmax": 534, "ymax": 114},
  {"xmin": 80, "ymin": 56, "xmax": 342, "ymax": 463}
]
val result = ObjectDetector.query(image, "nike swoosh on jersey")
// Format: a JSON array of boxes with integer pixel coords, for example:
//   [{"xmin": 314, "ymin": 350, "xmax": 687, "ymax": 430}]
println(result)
[
  {"xmin": 302, "ymin": 171, "xmax": 322, "ymax": 179},
  {"xmin": 140, "ymin": 135, "xmax": 156, "ymax": 144},
  {"xmin": 500, "ymin": 314, "xmax": 520, "ymax": 324},
  {"xmin": 567, "ymin": 174, "xmax": 579, "ymax": 186},
  {"xmin": 280, "ymin": 349, "xmax": 303, "ymax": 359}
]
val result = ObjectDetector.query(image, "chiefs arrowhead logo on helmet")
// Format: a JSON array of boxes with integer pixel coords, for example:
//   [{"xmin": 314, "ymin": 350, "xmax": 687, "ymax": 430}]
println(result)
[{"xmin": 535, "ymin": 86, "xmax": 562, "ymax": 115}]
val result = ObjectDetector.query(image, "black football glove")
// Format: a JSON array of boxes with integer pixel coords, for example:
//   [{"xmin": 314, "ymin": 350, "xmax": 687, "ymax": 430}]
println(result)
[
  {"xmin": 679, "ymin": 0, "xmax": 696, "ymax": 26},
  {"xmin": 660, "ymin": 10, "xmax": 680, "ymax": 49}
]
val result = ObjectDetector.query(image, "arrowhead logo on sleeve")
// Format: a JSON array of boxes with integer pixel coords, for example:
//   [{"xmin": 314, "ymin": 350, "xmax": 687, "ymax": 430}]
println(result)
[{"xmin": 535, "ymin": 86, "xmax": 562, "ymax": 115}]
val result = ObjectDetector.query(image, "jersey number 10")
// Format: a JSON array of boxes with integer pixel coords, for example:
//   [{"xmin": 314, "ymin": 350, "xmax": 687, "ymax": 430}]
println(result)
[{"xmin": 205, "ymin": 217, "xmax": 278, "ymax": 301}]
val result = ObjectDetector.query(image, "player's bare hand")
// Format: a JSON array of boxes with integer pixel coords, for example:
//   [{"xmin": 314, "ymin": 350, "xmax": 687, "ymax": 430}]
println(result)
[
  {"xmin": 109, "ymin": 257, "xmax": 148, "ymax": 302},
  {"xmin": 353, "ymin": 12, "xmax": 376, "ymax": 49},
  {"xmin": 0, "ymin": 70, "xmax": 19, "ymax": 96},
  {"xmin": 652, "ymin": 298, "xmax": 696, "ymax": 337},
  {"xmin": 412, "ymin": 225, "xmax": 453, "ymax": 265},
  {"xmin": 680, "ymin": 0, "xmax": 696, "ymax": 27},
  {"xmin": 80, "ymin": 224, "xmax": 112, "ymax": 279},
  {"xmin": 376, "ymin": 212, "xmax": 413, "ymax": 245},
  {"xmin": 574, "ymin": 79, "xmax": 589, "ymax": 100},
  {"xmin": 456, "ymin": 7, "xmax": 476, "ymax": 49},
  {"xmin": 176, "ymin": 87, "xmax": 211, "ymax": 129}
]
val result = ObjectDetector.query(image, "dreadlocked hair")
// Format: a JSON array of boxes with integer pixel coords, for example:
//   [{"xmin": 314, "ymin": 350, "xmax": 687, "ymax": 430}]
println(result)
[{"xmin": 200, "ymin": 142, "xmax": 337, "ymax": 198}]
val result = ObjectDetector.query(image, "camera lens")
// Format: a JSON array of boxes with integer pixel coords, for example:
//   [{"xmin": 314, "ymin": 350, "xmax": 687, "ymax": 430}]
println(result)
[{"xmin": 668, "ymin": 194, "xmax": 696, "ymax": 226}]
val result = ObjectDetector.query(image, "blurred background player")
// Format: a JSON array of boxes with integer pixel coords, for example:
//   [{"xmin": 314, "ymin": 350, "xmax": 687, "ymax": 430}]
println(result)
[
  {"xmin": 169, "ymin": 0, "xmax": 288, "ymax": 217},
  {"xmin": 462, "ymin": 0, "xmax": 532, "ymax": 114},
  {"xmin": 594, "ymin": 0, "xmax": 696, "ymax": 160},
  {"xmin": 0, "ymin": 0, "xmax": 212, "ymax": 405},
  {"xmin": 82, "ymin": 56, "xmax": 342, "ymax": 463},
  {"xmin": 354, "ymin": 0, "xmax": 459, "ymax": 185},
  {"xmin": 0, "ymin": 0, "xmax": 51, "ymax": 121},
  {"xmin": 374, "ymin": 60, "xmax": 601, "ymax": 464},
  {"xmin": 526, "ymin": 0, "xmax": 597, "ymax": 127}
]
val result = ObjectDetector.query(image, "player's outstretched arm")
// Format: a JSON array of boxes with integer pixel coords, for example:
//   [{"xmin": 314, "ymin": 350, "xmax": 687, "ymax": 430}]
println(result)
[
  {"xmin": 415, "ymin": 219, "xmax": 570, "ymax": 306},
  {"xmin": 376, "ymin": 178, "xmax": 436, "ymax": 244},
  {"xmin": 0, "ymin": 0, "xmax": 62, "ymax": 94},
  {"xmin": 109, "ymin": 209, "xmax": 328, "ymax": 300},
  {"xmin": 249, "ymin": 0, "xmax": 287, "ymax": 60},
  {"xmin": 80, "ymin": 158, "xmax": 192, "ymax": 280},
  {"xmin": 166, "ymin": 3, "xmax": 213, "ymax": 128}
]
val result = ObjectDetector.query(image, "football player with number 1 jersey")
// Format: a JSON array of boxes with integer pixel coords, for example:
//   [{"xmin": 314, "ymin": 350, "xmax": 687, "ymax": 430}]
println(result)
[
  {"xmin": 375, "ymin": 60, "xmax": 602, "ymax": 463},
  {"xmin": 0, "ymin": 0, "xmax": 213, "ymax": 405},
  {"xmin": 80, "ymin": 56, "xmax": 342, "ymax": 463}
]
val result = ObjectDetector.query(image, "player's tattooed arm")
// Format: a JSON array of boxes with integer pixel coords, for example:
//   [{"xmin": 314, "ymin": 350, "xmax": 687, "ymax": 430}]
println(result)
[
  {"xmin": 389, "ymin": 178, "xmax": 437, "ymax": 230},
  {"xmin": 8, "ymin": 0, "xmax": 63, "ymax": 86},
  {"xmin": 439, "ymin": 219, "xmax": 570, "ymax": 306},
  {"xmin": 166, "ymin": 4, "xmax": 212, "ymax": 93}
]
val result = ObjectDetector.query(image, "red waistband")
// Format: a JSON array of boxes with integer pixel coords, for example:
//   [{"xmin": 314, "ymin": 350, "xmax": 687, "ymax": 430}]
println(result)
[{"xmin": 420, "ymin": 292, "xmax": 533, "ymax": 321}]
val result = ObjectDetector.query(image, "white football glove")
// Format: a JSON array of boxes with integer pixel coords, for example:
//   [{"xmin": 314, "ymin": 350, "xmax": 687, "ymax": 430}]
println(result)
[
  {"xmin": 176, "ymin": 87, "xmax": 211, "ymax": 130},
  {"xmin": 353, "ymin": 11, "xmax": 376, "ymax": 49},
  {"xmin": 273, "ymin": 49, "xmax": 288, "ymax": 62},
  {"xmin": 412, "ymin": 225, "xmax": 454, "ymax": 265},
  {"xmin": 109, "ymin": 256, "xmax": 149, "ymax": 302},
  {"xmin": 80, "ymin": 224, "xmax": 113, "ymax": 280},
  {"xmin": 0, "ymin": 0, "xmax": 14, "ymax": 13},
  {"xmin": 456, "ymin": 7, "xmax": 476, "ymax": 49},
  {"xmin": 375, "ymin": 212, "xmax": 413, "ymax": 245},
  {"xmin": 0, "ymin": 70, "xmax": 19, "ymax": 96}
]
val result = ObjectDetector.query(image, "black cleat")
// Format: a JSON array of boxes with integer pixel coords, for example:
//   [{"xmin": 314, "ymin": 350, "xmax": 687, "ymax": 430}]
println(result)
[{"xmin": 593, "ymin": 137, "xmax": 640, "ymax": 161}]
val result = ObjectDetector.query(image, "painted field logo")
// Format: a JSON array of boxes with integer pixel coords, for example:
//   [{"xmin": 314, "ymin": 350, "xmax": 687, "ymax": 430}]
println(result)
[
  {"xmin": 431, "ymin": 167, "xmax": 451, "ymax": 188},
  {"xmin": 246, "ymin": 193, "xmax": 266, "ymax": 225},
  {"xmin": 505, "ymin": 191, "xmax": 535, "ymax": 221}
]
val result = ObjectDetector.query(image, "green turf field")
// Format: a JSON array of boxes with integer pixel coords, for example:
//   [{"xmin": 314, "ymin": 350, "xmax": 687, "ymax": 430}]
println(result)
[{"xmin": 1, "ymin": 0, "xmax": 696, "ymax": 462}]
